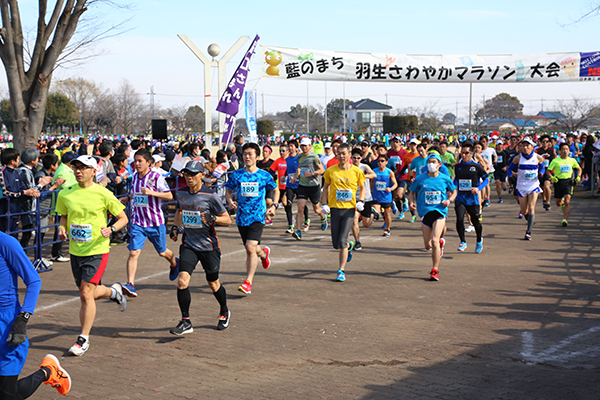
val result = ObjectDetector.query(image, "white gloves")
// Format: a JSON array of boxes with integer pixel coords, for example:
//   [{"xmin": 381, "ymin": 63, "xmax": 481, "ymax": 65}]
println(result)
[
  {"xmin": 321, "ymin": 204, "xmax": 331, "ymax": 214},
  {"xmin": 355, "ymin": 201, "xmax": 365, "ymax": 212}
]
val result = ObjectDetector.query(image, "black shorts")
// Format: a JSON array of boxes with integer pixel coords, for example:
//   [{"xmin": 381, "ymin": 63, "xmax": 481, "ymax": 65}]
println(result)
[
  {"xmin": 179, "ymin": 246, "xmax": 221, "ymax": 278},
  {"xmin": 71, "ymin": 253, "xmax": 109, "ymax": 287},
  {"xmin": 421, "ymin": 210, "xmax": 445, "ymax": 228},
  {"xmin": 398, "ymin": 180, "xmax": 410, "ymax": 189},
  {"xmin": 494, "ymin": 170, "xmax": 507, "ymax": 182},
  {"xmin": 554, "ymin": 179, "xmax": 574, "ymax": 199},
  {"xmin": 539, "ymin": 174, "xmax": 552, "ymax": 184},
  {"xmin": 360, "ymin": 201, "xmax": 374, "ymax": 218},
  {"xmin": 238, "ymin": 221, "xmax": 264, "ymax": 245},
  {"xmin": 374, "ymin": 201, "xmax": 393, "ymax": 209},
  {"xmin": 297, "ymin": 185, "xmax": 321, "ymax": 204},
  {"xmin": 279, "ymin": 188, "xmax": 286, "ymax": 200}
]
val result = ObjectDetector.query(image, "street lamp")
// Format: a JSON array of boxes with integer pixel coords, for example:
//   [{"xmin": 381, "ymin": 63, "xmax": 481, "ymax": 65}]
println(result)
[{"xmin": 178, "ymin": 35, "xmax": 249, "ymax": 135}]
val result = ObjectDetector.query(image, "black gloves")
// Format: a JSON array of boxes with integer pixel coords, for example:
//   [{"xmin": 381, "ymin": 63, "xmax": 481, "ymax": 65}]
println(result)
[{"xmin": 6, "ymin": 314, "xmax": 28, "ymax": 346}]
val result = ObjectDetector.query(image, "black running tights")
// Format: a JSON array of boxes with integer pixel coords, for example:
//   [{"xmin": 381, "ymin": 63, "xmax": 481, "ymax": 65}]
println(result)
[
  {"xmin": 0, "ymin": 370, "xmax": 46, "ymax": 400},
  {"xmin": 455, "ymin": 201, "xmax": 483, "ymax": 242}
]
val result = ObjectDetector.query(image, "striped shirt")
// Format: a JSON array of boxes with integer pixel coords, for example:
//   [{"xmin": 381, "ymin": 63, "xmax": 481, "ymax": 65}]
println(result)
[{"xmin": 130, "ymin": 170, "xmax": 170, "ymax": 227}]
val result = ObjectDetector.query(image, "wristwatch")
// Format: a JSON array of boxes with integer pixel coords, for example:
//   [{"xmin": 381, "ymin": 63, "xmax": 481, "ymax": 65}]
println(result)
[
  {"xmin": 19, "ymin": 312, "xmax": 31, "ymax": 321},
  {"xmin": 110, "ymin": 226, "xmax": 116, "ymax": 233}
]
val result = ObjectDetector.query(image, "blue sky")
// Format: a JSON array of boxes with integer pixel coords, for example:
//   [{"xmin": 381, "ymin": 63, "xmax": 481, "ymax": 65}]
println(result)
[{"xmin": 7, "ymin": 0, "xmax": 600, "ymax": 122}]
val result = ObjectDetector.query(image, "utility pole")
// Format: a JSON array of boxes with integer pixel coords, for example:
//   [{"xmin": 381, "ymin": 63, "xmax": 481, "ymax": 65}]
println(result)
[
  {"xmin": 324, "ymin": 82, "xmax": 328, "ymax": 133},
  {"xmin": 468, "ymin": 82, "xmax": 473, "ymax": 132},
  {"xmin": 541, "ymin": 97, "xmax": 544, "ymax": 112},
  {"xmin": 149, "ymin": 86, "xmax": 155, "ymax": 119},
  {"xmin": 261, "ymin": 92, "xmax": 264, "ymax": 118},
  {"xmin": 455, "ymin": 101, "xmax": 458, "ymax": 133},
  {"xmin": 385, "ymin": 92, "xmax": 388, "ymax": 105},
  {"xmin": 306, "ymin": 81, "xmax": 310, "ymax": 133},
  {"xmin": 343, "ymin": 81, "xmax": 346, "ymax": 133},
  {"xmin": 483, "ymin": 94, "xmax": 486, "ymax": 120}
]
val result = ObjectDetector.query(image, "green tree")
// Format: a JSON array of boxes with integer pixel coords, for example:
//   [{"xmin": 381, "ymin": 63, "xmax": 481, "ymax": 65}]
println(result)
[
  {"xmin": 419, "ymin": 117, "xmax": 439, "ymax": 133},
  {"xmin": 45, "ymin": 93, "xmax": 76, "ymax": 132},
  {"xmin": 257, "ymin": 119, "xmax": 274, "ymax": 136},
  {"xmin": 0, "ymin": 99, "xmax": 12, "ymax": 132},
  {"xmin": 185, "ymin": 105, "xmax": 205, "ymax": 132},
  {"xmin": 326, "ymin": 98, "xmax": 353, "ymax": 131},
  {"xmin": 476, "ymin": 93, "xmax": 523, "ymax": 120}
]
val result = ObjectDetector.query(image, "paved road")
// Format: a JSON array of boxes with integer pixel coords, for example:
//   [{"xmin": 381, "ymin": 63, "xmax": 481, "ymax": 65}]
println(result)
[{"xmin": 24, "ymin": 189, "xmax": 600, "ymax": 399}]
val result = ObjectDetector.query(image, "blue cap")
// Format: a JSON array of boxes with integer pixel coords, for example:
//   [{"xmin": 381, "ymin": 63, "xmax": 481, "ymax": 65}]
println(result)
[{"xmin": 427, "ymin": 153, "xmax": 442, "ymax": 163}]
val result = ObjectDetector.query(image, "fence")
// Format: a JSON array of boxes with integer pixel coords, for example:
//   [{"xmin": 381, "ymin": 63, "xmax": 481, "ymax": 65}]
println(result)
[{"xmin": 1, "ymin": 170, "xmax": 233, "ymax": 273}]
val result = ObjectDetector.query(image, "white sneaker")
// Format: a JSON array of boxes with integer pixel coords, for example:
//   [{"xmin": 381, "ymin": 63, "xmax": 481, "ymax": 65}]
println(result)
[
  {"xmin": 50, "ymin": 255, "xmax": 70, "ymax": 262},
  {"xmin": 465, "ymin": 225, "xmax": 475, "ymax": 233},
  {"xmin": 68, "ymin": 336, "xmax": 90, "ymax": 356},
  {"xmin": 110, "ymin": 283, "xmax": 127, "ymax": 312},
  {"xmin": 41, "ymin": 258, "xmax": 53, "ymax": 266}
]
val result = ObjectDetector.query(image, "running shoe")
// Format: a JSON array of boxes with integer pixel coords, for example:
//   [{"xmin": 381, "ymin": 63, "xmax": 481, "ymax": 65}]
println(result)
[
  {"xmin": 302, "ymin": 219, "xmax": 310, "ymax": 232},
  {"xmin": 169, "ymin": 258, "xmax": 179, "ymax": 281},
  {"xmin": 68, "ymin": 336, "xmax": 89, "ymax": 356},
  {"xmin": 170, "ymin": 319, "xmax": 193, "ymax": 335},
  {"xmin": 457, "ymin": 242, "xmax": 467, "ymax": 252},
  {"xmin": 397, "ymin": 212, "xmax": 405, "ymax": 219},
  {"xmin": 497, "ymin": 198, "xmax": 503, "ymax": 204},
  {"xmin": 478, "ymin": 214, "xmax": 483, "ymax": 222},
  {"xmin": 347, "ymin": 241, "xmax": 354, "ymax": 262},
  {"xmin": 218, "ymin": 311, "xmax": 231, "ymax": 330},
  {"xmin": 372, "ymin": 209, "xmax": 381, "ymax": 220},
  {"xmin": 465, "ymin": 225, "xmax": 475, "ymax": 233},
  {"xmin": 543, "ymin": 202, "xmax": 550, "ymax": 211},
  {"xmin": 410, "ymin": 216, "xmax": 416, "ymax": 223},
  {"xmin": 122, "ymin": 282, "xmax": 138, "ymax": 298},
  {"xmin": 561, "ymin": 219, "xmax": 568, "ymax": 227},
  {"xmin": 50, "ymin": 255, "xmax": 70, "ymax": 262},
  {"xmin": 429, "ymin": 269, "xmax": 439, "ymax": 281},
  {"xmin": 561, "ymin": 203, "xmax": 566, "ymax": 210},
  {"xmin": 518, "ymin": 212, "xmax": 524, "ymax": 219},
  {"xmin": 381, "ymin": 222, "xmax": 387, "ymax": 229},
  {"xmin": 353, "ymin": 240, "xmax": 362, "ymax": 251},
  {"xmin": 111, "ymin": 283, "xmax": 127, "ymax": 311},
  {"xmin": 483, "ymin": 199, "xmax": 490, "ymax": 207},
  {"xmin": 321, "ymin": 216, "xmax": 328, "ymax": 231},
  {"xmin": 524, "ymin": 231, "xmax": 532, "ymax": 241},
  {"xmin": 285, "ymin": 226, "xmax": 294, "ymax": 234},
  {"xmin": 392, "ymin": 203, "xmax": 398, "ymax": 215},
  {"xmin": 336, "ymin": 269, "xmax": 346, "ymax": 282},
  {"xmin": 265, "ymin": 219, "xmax": 273, "ymax": 226},
  {"xmin": 403, "ymin": 199, "xmax": 409, "ymax": 212},
  {"xmin": 439, "ymin": 238, "xmax": 445, "ymax": 257},
  {"xmin": 475, "ymin": 239, "xmax": 483, "ymax": 254},
  {"xmin": 41, "ymin": 354, "xmax": 71, "ymax": 395},
  {"xmin": 292, "ymin": 230, "xmax": 302, "ymax": 240},
  {"xmin": 383, "ymin": 229, "xmax": 391, "ymax": 237},
  {"xmin": 261, "ymin": 246, "xmax": 271, "ymax": 269},
  {"xmin": 238, "ymin": 280, "xmax": 252, "ymax": 294}
]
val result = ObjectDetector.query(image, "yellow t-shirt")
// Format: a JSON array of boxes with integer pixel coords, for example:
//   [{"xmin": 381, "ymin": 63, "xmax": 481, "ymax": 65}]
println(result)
[
  {"xmin": 323, "ymin": 164, "xmax": 366, "ymax": 209},
  {"xmin": 55, "ymin": 183, "xmax": 125, "ymax": 256}
]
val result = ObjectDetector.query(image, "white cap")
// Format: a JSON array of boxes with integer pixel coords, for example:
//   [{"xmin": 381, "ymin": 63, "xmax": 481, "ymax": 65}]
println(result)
[
  {"xmin": 72, "ymin": 155, "xmax": 98, "ymax": 169},
  {"xmin": 152, "ymin": 154, "xmax": 166, "ymax": 163},
  {"xmin": 521, "ymin": 137, "xmax": 535, "ymax": 146},
  {"xmin": 300, "ymin": 138, "xmax": 311, "ymax": 146},
  {"xmin": 409, "ymin": 138, "xmax": 419, "ymax": 145},
  {"xmin": 496, "ymin": 140, "xmax": 503, "ymax": 145},
  {"xmin": 324, "ymin": 142, "xmax": 332, "ymax": 149}
]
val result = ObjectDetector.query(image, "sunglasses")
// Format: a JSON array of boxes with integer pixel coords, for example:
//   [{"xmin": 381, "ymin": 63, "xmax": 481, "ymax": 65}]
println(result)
[
  {"xmin": 352, "ymin": 156, "xmax": 362, "ymax": 160},
  {"xmin": 183, "ymin": 171, "xmax": 199, "ymax": 177},
  {"xmin": 461, "ymin": 151, "xmax": 473, "ymax": 155},
  {"xmin": 279, "ymin": 149, "xmax": 287, "ymax": 152},
  {"xmin": 378, "ymin": 159, "xmax": 387, "ymax": 163},
  {"xmin": 541, "ymin": 140, "xmax": 549, "ymax": 143}
]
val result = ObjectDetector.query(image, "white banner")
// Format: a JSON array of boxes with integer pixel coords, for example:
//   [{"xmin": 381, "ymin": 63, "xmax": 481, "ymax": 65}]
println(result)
[
  {"xmin": 245, "ymin": 91, "xmax": 258, "ymax": 143},
  {"xmin": 261, "ymin": 46, "xmax": 600, "ymax": 83}
]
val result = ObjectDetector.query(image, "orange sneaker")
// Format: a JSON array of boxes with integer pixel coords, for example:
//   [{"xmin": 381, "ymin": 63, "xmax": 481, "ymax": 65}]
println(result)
[{"xmin": 41, "ymin": 354, "xmax": 71, "ymax": 395}]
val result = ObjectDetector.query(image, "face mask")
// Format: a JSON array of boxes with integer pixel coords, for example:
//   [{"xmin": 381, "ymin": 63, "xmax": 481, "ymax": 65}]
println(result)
[{"xmin": 427, "ymin": 162, "xmax": 438, "ymax": 173}]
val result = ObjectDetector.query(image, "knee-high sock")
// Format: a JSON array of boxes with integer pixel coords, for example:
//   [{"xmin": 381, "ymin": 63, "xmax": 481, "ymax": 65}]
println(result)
[
  {"xmin": 213, "ymin": 285, "xmax": 228, "ymax": 315},
  {"xmin": 177, "ymin": 288, "xmax": 191, "ymax": 319},
  {"xmin": 527, "ymin": 213, "xmax": 535, "ymax": 232}
]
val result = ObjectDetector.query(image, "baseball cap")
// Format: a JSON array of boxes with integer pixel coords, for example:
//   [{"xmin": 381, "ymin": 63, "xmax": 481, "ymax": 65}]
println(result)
[
  {"xmin": 71, "ymin": 155, "xmax": 97, "ymax": 169},
  {"xmin": 409, "ymin": 138, "xmax": 419, "ymax": 145},
  {"xmin": 496, "ymin": 139, "xmax": 503, "ymax": 145},
  {"xmin": 427, "ymin": 153, "xmax": 442, "ymax": 163},
  {"xmin": 182, "ymin": 160, "xmax": 206, "ymax": 174},
  {"xmin": 152, "ymin": 154, "xmax": 166, "ymax": 163},
  {"xmin": 360, "ymin": 140, "xmax": 370, "ymax": 146},
  {"xmin": 324, "ymin": 142, "xmax": 332, "ymax": 149},
  {"xmin": 521, "ymin": 137, "xmax": 535, "ymax": 146},
  {"xmin": 300, "ymin": 138, "xmax": 311, "ymax": 146},
  {"xmin": 390, "ymin": 136, "xmax": 400, "ymax": 142}
]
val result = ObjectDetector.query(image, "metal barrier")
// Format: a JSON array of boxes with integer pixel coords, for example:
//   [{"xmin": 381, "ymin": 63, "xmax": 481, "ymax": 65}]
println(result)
[{"xmin": 0, "ymin": 168, "xmax": 234, "ymax": 273}]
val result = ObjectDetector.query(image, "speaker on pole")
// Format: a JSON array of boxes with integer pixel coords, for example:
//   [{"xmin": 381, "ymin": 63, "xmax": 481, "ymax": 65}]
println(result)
[{"xmin": 152, "ymin": 119, "xmax": 167, "ymax": 140}]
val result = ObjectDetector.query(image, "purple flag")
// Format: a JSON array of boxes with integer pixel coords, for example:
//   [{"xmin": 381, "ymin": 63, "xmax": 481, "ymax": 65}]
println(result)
[
  {"xmin": 216, "ymin": 34, "xmax": 260, "ymax": 116},
  {"xmin": 221, "ymin": 115, "xmax": 236, "ymax": 146}
]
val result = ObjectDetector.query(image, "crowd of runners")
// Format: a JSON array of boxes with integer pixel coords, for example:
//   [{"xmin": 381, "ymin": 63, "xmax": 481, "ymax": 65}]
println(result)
[{"xmin": 0, "ymin": 129, "xmax": 597, "ymax": 398}]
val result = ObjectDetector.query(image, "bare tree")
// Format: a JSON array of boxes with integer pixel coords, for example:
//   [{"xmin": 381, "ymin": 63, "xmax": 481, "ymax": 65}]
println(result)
[
  {"xmin": 92, "ymin": 89, "xmax": 117, "ymax": 134},
  {"xmin": 165, "ymin": 105, "xmax": 188, "ymax": 134},
  {"xmin": 115, "ymin": 79, "xmax": 144, "ymax": 134},
  {"xmin": 54, "ymin": 77, "xmax": 101, "ymax": 134},
  {"xmin": 0, "ymin": 0, "xmax": 129, "ymax": 150},
  {"xmin": 557, "ymin": 96, "xmax": 599, "ymax": 130}
]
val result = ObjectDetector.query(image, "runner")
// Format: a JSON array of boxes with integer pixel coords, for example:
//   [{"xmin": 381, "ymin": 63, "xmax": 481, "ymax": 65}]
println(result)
[
  {"xmin": 321, "ymin": 143, "xmax": 366, "ymax": 282},
  {"xmin": 372, "ymin": 154, "xmax": 398, "ymax": 237},
  {"xmin": 0, "ymin": 231, "xmax": 71, "ymax": 397},
  {"xmin": 398, "ymin": 138, "xmax": 420, "ymax": 222},
  {"xmin": 119, "ymin": 148, "xmax": 178, "ymax": 297},
  {"xmin": 291, "ymin": 138, "xmax": 327, "ymax": 240},
  {"xmin": 408, "ymin": 153, "xmax": 456, "ymax": 281},
  {"xmin": 508, "ymin": 137, "xmax": 544, "ymax": 240},
  {"xmin": 494, "ymin": 139, "xmax": 508, "ymax": 203},
  {"xmin": 55, "ymin": 155, "xmax": 128, "ymax": 356},
  {"xmin": 387, "ymin": 136, "xmax": 408, "ymax": 217},
  {"xmin": 454, "ymin": 142, "xmax": 489, "ymax": 253},
  {"xmin": 320, "ymin": 142, "xmax": 335, "ymax": 169},
  {"xmin": 535, "ymin": 134, "xmax": 557, "ymax": 211},
  {"xmin": 480, "ymin": 136, "xmax": 497, "ymax": 207},
  {"xmin": 168, "ymin": 161, "xmax": 232, "ymax": 335},
  {"xmin": 225, "ymin": 143, "xmax": 279, "ymax": 295},
  {"xmin": 547, "ymin": 143, "xmax": 582, "ymax": 227},
  {"xmin": 283, "ymin": 140, "xmax": 308, "ymax": 234},
  {"xmin": 350, "ymin": 148, "xmax": 377, "ymax": 250},
  {"xmin": 270, "ymin": 143, "xmax": 288, "ymax": 220}
]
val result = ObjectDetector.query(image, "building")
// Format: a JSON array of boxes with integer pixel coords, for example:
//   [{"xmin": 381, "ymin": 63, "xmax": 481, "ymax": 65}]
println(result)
[{"xmin": 344, "ymin": 98, "xmax": 392, "ymax": 133}]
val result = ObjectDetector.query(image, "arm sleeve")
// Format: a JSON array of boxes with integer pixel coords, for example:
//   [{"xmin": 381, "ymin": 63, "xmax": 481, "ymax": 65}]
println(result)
[
  {"xmin": 1, "ymin": 234, "xmax": 41, "ymax": 313},
  {"xmin": 508, "ymin": 161, "xmax": 518, "ymax": 173},
  {"xmin": 477, "ymin": 176, "xmax": 490, "ymax": 192}
]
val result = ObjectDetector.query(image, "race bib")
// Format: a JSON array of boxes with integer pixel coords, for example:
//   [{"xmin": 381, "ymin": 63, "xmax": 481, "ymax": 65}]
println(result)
[
  {"xmin": 336, "ymin": 189, "xmax": 353, "ymax": 202},
  {"xmin": 458, "ymin": 179, "xmax": 472, "ymax": 191},
  {"xmin": 375, "ymin": 181, "xmax": 387, "ymax": 191},
  {"xmin": 300, "ymin": 167, "xmax": 310, "ymax": 176},
  {"xmin": 424, "ymin": 191, "xmax": 442, "ymax": 205},
  {"xmin": 182, "ymin": 210, "xmax": 203, "ymax": 228},
  {"xmin": 560, "ymin": 165, "xmax": 572, "ymax": 174},
  {"xmin": 241, "ymin": 182, "xmax": 259, "ymax": 197},
  {"xmin": 133, "ymin": 194, "xmax": 149, "ymax": 208},
  {"xmin": 543, "ymin": 160, "xmax": 549, "ymax": 167},
  {"xmin": 279, "ymin": 176, "xmax": 286, "ymax": 186},
  {"xmin": 70, "ymin": 224, "xmax": 92, "ymax": 243},
  {"xmin": 497, "ymin": 156, "xmax": 503, "ymax": 163},
  {"xmin": 524, "ymin": 171, "xmax": 537, "ymax": 180}
]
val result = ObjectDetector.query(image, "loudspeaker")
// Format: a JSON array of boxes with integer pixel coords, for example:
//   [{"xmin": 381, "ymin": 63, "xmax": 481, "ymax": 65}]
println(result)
[{"xmin": 152, "ymin": 119, "xmax": 167, "ymax": 140}]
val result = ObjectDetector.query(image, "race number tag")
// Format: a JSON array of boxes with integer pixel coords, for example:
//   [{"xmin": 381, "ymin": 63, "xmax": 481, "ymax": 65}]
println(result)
[
  {"xmin": 182, "ymin": 210, "xmax": 203, "ymax": 228},
  {"xmin": 375, "ymin": 181, "xmax": 387, "ymax": 191},
  {"xmin": 336, "ymin": 189, "xmax": 353, "ymax": 202},
  {"xmin": 524, "ymin": 171, "xmax": 537, "ymax": 180},
  {"xmin": 424, "ymin": 191, "xmax": 442, "ymax": 205},
  {"xmin": 70, "ymin": 224, "xmax": 92, "ymax": 243},
  {"xmin": 458, "ymin": 179, "xmax": 472, "ymax": 191},
  {"xmin": 300, "ymin": 168, "xmax": 309, "ymax": 176},
  {"xmin": 279, "ymin": 176, "xmax": 286, "ymax": 186},
  {"xmin": 133, "ymin": 194, "xmax": 149, "ymax": 208},
  {"xmin": 560, "ymin": 165, "xmax": 572, "ymax": 174},
  {"xmin": 497, "ymin": 155, "xmax": 503, "ymax": 164},
  {"xmin": 241, "ymin": 182, "xmax": 259, "ymax": 197}
]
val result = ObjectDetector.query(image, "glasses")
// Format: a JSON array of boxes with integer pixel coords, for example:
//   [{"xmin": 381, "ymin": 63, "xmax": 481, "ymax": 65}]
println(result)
[
  {"xmin": 71, "ymin": 164, "xmax": 92, "ymax": 171},
  {"xmin": 352, "ymin": 156, "xmax": 362, "ymax": 160},
  {"xmin": 378, "ymin": 159, "xmax": 387, "ymax": 163},
  {"xmin": 461, "ymin": 151, "xmax": 473, "ymax": 155},
  {"xmin": 279, "ymin": 149, "xmax": 287, "ymax": 152},
  {"xmin": 541, "ymin": 140, "xmax": 549, "ymax": 143},
  {"xmin": 183, "ymin": 171, "xmax": 199, "ymax": 177}
]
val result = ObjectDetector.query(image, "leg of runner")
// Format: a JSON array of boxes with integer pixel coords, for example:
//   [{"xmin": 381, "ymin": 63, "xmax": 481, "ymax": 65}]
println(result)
[
  {"xmin": 561, "ymin": 194, "xmax": 572, "ymax": 225},
  {"xmin": 495, "ymin": 178, "xmax": 505, "ymax": 203},
  {"xmin": 243, "ymin": 240, "xmax": 262, "ymax": 286},
  {"xmin": 424, "ymin": 218, "xmax": 446, "ymax": 280},
  {"xmin": 171, "ymin": 270, "xmax": 194, "ymax": 335},
  {"xmin": 330, "ymin": 208, "xmax": 355, "ymax": 281},
  {"xmin": 352, "ymin": 211, "xmax": 361, "ymax": 250},
  {"xmin": 455, "ymin": 201, "xmax": 468, "ymax": 251},
  {"xmin": 311, "ymin": 201, "xmax": 327, "ymax": 231},
  {"xmin": 383, "ymin": 206, "xmax": 392, "ymax": 236},
  {"xmin": 520, "ymin": 192, "xmax": 538, "ymax": 240},
  {"xmin": 284, "ymin": 188, "xmax": 295, "ymax": 233},
  {"xmin": 542, "ymin": 179, "xmax": 552, "ymax": 210}
]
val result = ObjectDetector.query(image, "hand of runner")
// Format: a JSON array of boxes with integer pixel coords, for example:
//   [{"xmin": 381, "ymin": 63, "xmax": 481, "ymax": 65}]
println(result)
[
  {"xmin": 441, "ymin": 200, "xmax": 450, "ymax": 207},
  {"xmin": 141, "ymin": 187, "xmax": 154, "ymax": 195},
  {"xmin": 100, "ymin": 226, "xmax": 112, "ymax": 238},
  {"xmin": 470, "ymin": 187, "xmax": 480, "ymax": 195},
  {"xmin": 551, "ymin": 176, "xmax": 558, "ymax": 183},
  {"xmin": 321, "ymin": 204, "xmax": 330, "ymax": 214},
  {"xmin": 409, "ymin": 202, "xmax": 416, "ymax": 211},
  {"xmin": 575, "ymin": 176, "xmax": 581, "ymax": 182},
  {"xmin": 355, "ymin": 201, "xmax": 365, "ymax": 212},
  {"xmin": 266, "ymin": 205, "xmax": 277, "ymax": 218},
  {"xmin": 58, "ymin": 226, "xmax": 68, "ymax": 241},
  {"xmin": 6, "ymin": 314, "xmax": 28, "ymax": 346},
  {"xmin": 228, "ymin": 201, "xmax": 238, "ymax": 210}
]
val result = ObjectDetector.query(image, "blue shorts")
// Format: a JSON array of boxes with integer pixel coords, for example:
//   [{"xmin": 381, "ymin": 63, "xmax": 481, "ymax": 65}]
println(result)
[
  {"xmin": 127, "ymin": 224, "xmax": 167, "ymax": 253},
  {"xmin": 0, "ymin": 304, "xmax": 28, "ymax": 376}
]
